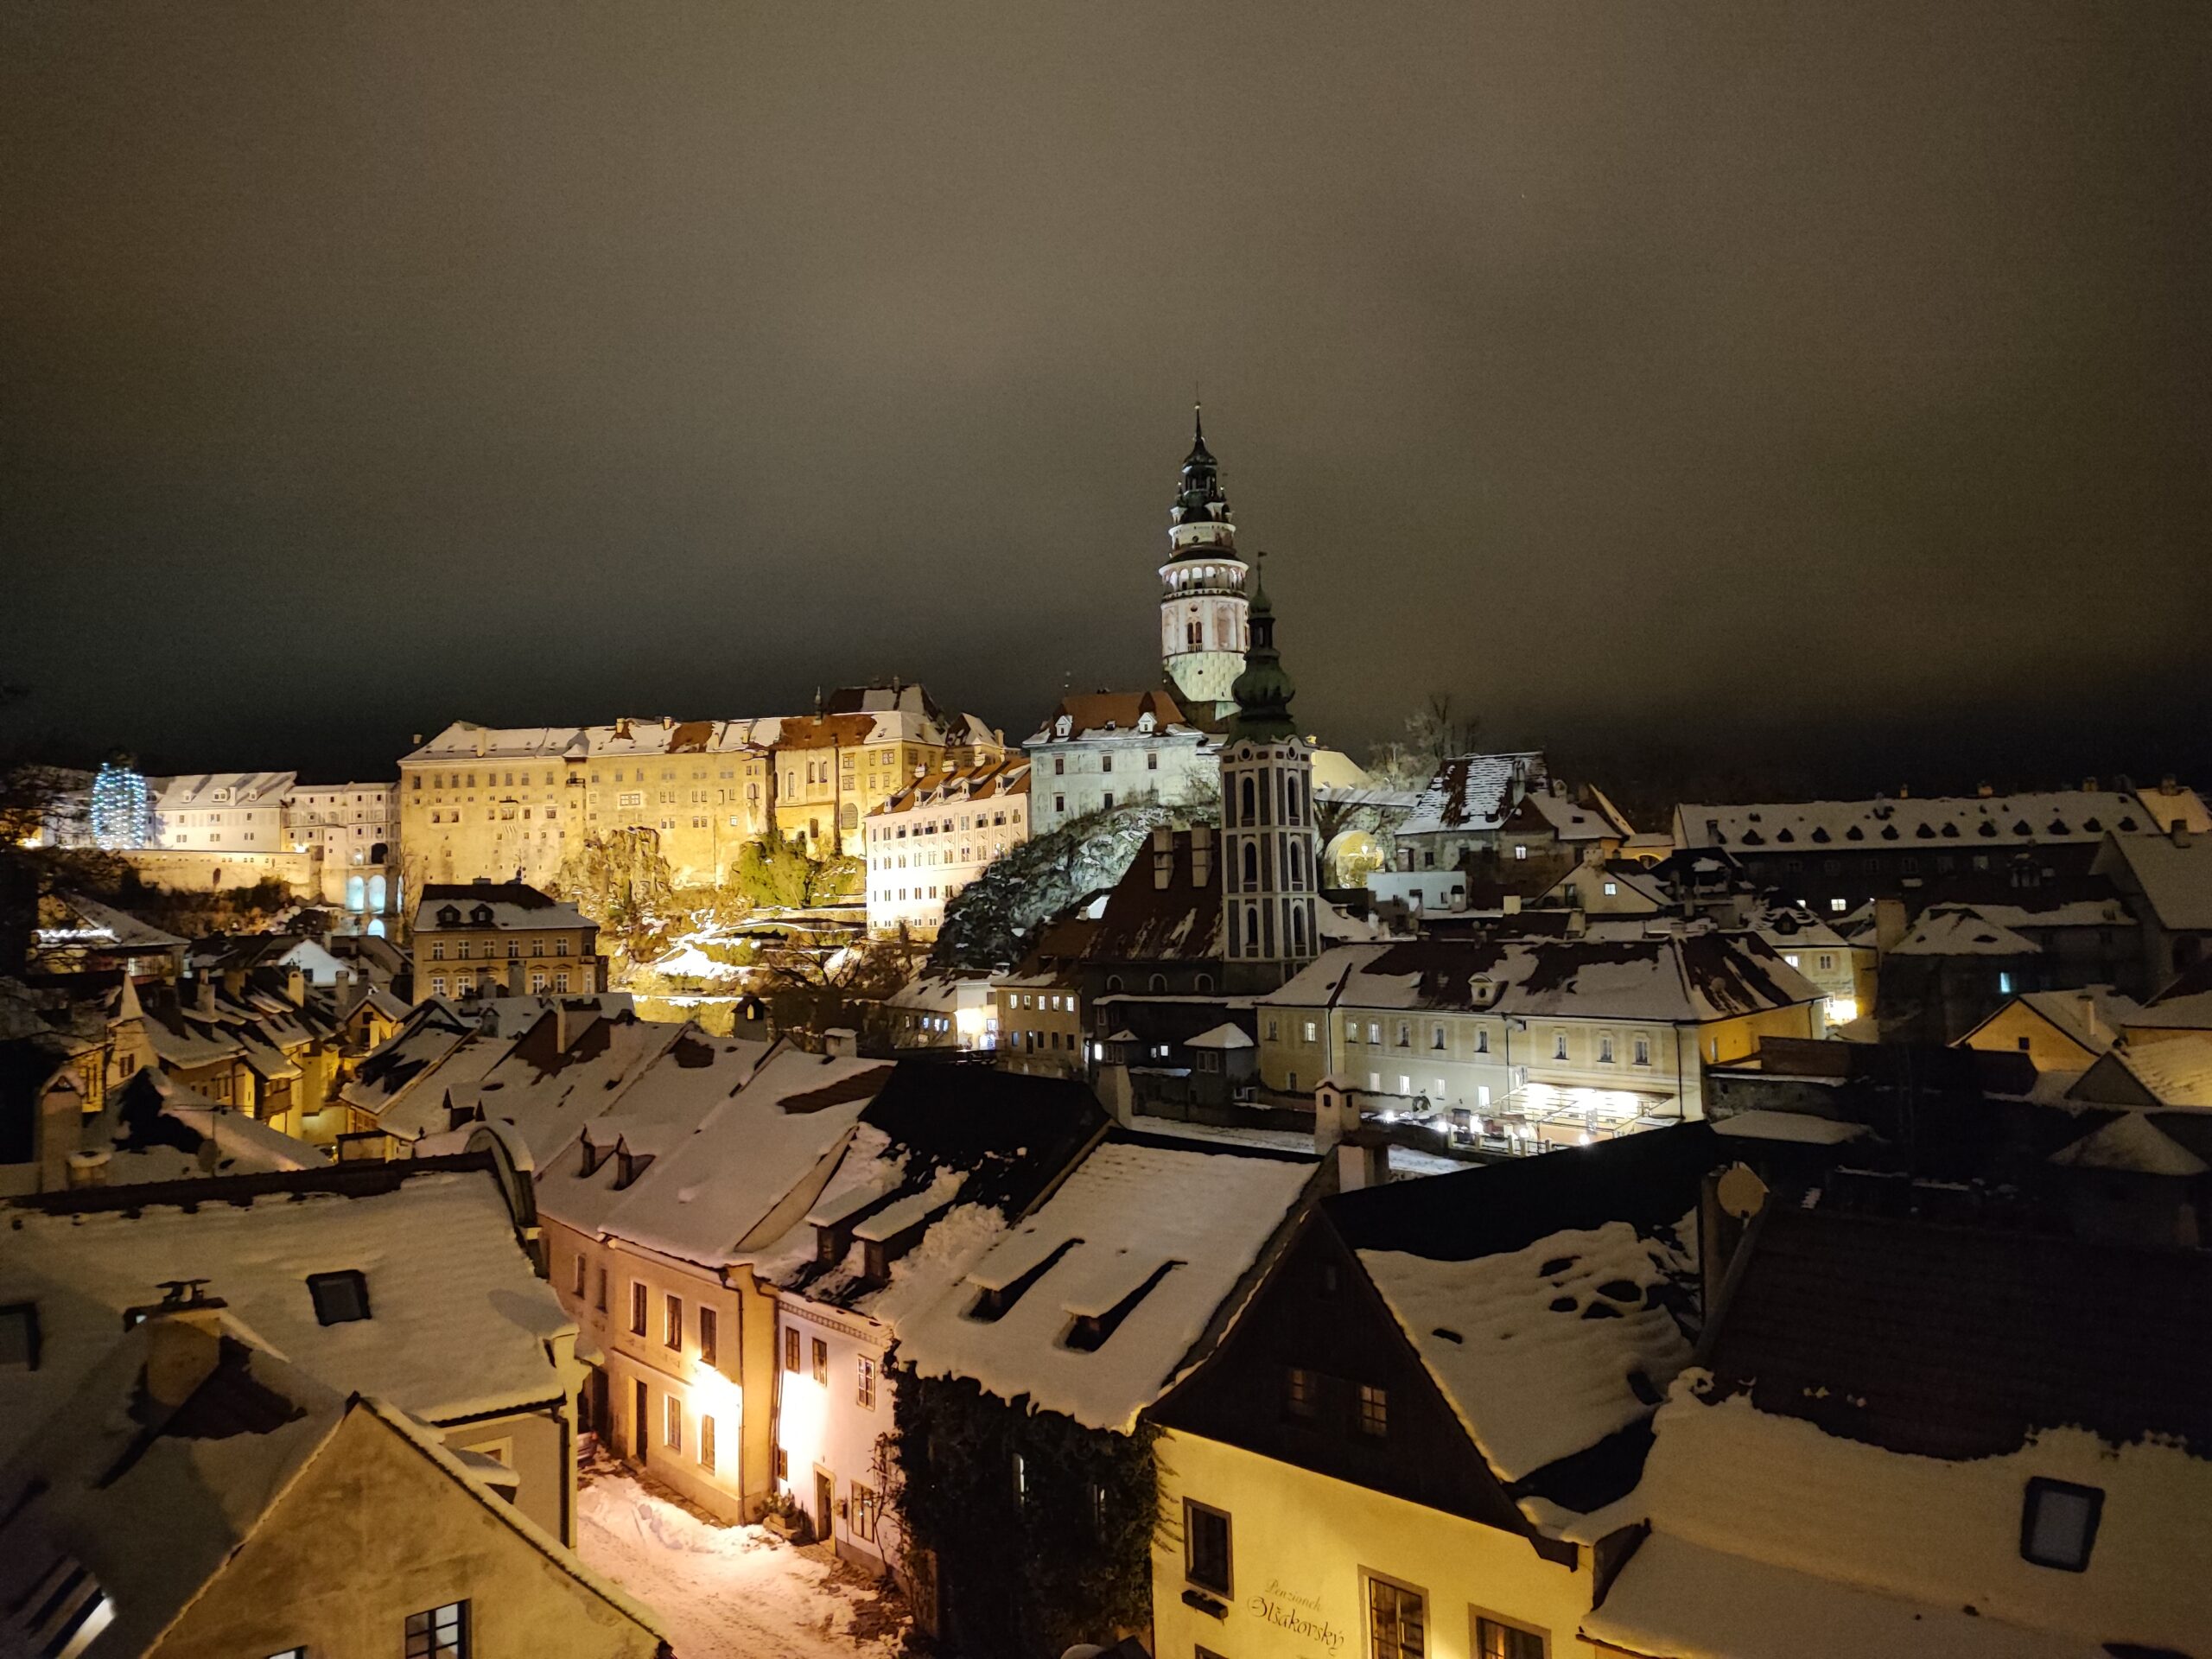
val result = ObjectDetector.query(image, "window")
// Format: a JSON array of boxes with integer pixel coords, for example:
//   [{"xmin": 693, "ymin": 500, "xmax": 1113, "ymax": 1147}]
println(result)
[
  {"xmin": 570, "ymin": 1252, "xmax": 586, "ymax": 1298},
  {"xmin": 664, "ymin": 1394, "xmax": 682, "ymax": 1452},
  {"xmin": 664, "ymin": 1294, "xmax": 683, "ymax": 1350},
  {"xmin": 1367, "ymin": 1576, "xmax": 1425, "ymax": 1659},
  {"xmin": 404, "ymin": 1602, "xmax": 468, "ymax": 1659},
  {"xmin": 1551, "ymin": 1032, "xmax": 1568, "ymax": 1061},
  {"xmin": 857, "ymin": 1355, "xmax": 877, "ymax": 1409},
  {"xmin": 812, "ymin": 1337, "xmax": 829, "ymax": 1384},
  {"xmin": 1474, "ymin": 1612, "xmax": 1548, "ymax": 1658},
  {"xmin": 1632, "ymin": 1035, "xmax": 1652, "ymax": 1067},
  {"xmin": 1474, "ymin": 1028, "xmax": 1489, "ymax": 1054},
  {"xmin": 700, "ymin": 1413, "xmax": 716, "ymax": 1472},
  {"xmin": 631, "ymin": 1281, "xmax": 648, "ymax": 1337},
  {"xmin": 850, "ymin": 1481, "xmax": 880, "ymax": 1542},
  {"xmin": 0, "ymin": 1303, "xmax": 39, "ymax": 1370},
  {"xmin": 698, "ymin": 1306, "xmax": 717, "ymax": 1367},
  {"xmin": 307, "ymin": 1270, "xmax": 371, "ymax": 1325},
  {"xmin": 1284, "ymin": 1364, "xmax": 1318, "ymax": 1418},
  {"xmin": 1999, "ymin": 970, "xmax": 2015, "ymax": 995},
  {"xmin": 1357, "ymin": 1383, "xmax": 1389, "ymax": 1437},
  {"xmin": 595, "ymin": 1267, "xmax": 607, "ymax": 1311},
  {"xmin": 1430, "ymin": 1023, "xmax": 1446, "ymax": 1051},
  {"xmin": 1598, "ymin": 1034, "xmax": 1615, "ymax": 1065},
  {"xmin": 784, "ymin": 1326, "xmax": 800, "ymax": 1371},
  {"xmin": 774, "ymin": 1446, "xmax": 789, "ymax": 1480},
  {"xmin": 1185, "ymin": 1499, "xmax": 1232, "ymax": 1595},
  {"xmin": 2020, "ymin": 1478, "xmax": 2103, "ymax": 1572},
  {"xmin": 1012, "ymin": 1451, "xmax": 1029, "ymax": 1506}
]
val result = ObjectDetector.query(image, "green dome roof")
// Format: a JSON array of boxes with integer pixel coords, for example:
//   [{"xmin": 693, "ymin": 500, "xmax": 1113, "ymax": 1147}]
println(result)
[{"xmin": 1229, "ymin": 567, "xmax": 1298, "ymax": 742}]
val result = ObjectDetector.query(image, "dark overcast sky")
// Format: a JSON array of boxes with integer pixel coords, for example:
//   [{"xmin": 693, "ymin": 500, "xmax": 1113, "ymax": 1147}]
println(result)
[{"xmin": 4, "ymin": 3, "xmax": 2209, "ymax": 793}]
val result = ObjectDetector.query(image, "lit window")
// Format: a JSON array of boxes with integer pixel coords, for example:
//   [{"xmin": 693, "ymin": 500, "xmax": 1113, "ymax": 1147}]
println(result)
[
  {"xmin": 1475, "ymin": 1613, "xmax": 1548, "ymax": 1657},
  {"xmin": 2021, "ymin": 1478, "xmax": 2102, "ymax": 1572},
  {"xmin": 700, "ymin": 1413, "xmax": 716, "ymax": 1473},
  {"xmin": 1284, "ymin": 1365, "xmax": 1317, "ymax": 1418},
  {"xmin": 664, "ymin": 1394, "xmax": 682, "ymax": 1452},
  {"xmin": 698, "ymin": 1306, "xmax": 717, "ymax": 1367},
  {"xmin": 404, "ymin": 1602, "xmax": 468, "ymax": 1659},
  {"xmin": 306, "ymin": 1270, "xmax": 370, "ymax": 1325},
  {"xmin": 812, "ymin": 1337, "xmax": 828, "ymax": 1384},
  {"xmin": 784, "ymin": 1326, "xmax": 800, "ymax": 1371},
  {"xmin": 857, "ymin": 1355, "xmax": 877, "ymax": 1410},
  {"xmin": 1368, "ymin": 1577, "xmax": 1424, "ymax": 1659},
  {"xmin": 1603, "ymin": 881, "xmax": 1617, "ymax": 896},
  {"xmin": 630, "ymin": 1281, "xmax": 648, "ymax": 1338},
  {"xmin": 1357, "ymin": 1382, "xmax": 1389, "ymax": 1437},
  {"xmin": 1185, "ymin": 1498, "xmax": 1232, "ymax": 1596},
  {"xmin": 664, "ymin": 1294, "xmax": 683, "ymax": 1351}
]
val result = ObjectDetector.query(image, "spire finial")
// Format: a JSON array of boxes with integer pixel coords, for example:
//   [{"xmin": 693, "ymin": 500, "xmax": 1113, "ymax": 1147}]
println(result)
[{"xmin": 1193, "ymin": 394, "xmax": 1203, "ymax": 445}]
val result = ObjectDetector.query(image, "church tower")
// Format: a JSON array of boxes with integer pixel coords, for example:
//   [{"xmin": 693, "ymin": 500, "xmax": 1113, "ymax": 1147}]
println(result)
[
  {"xmin": 1219, "ymin": 560, "xmax": 1319, "ymax": 995},
  {"xmin": 1160, "ymin": 407, "xmax": 1250, "ymax": 726}
]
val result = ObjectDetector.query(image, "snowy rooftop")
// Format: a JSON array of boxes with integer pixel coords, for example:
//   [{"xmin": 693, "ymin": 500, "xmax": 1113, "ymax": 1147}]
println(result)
[
  {"xmin": 414, "ymin": 881, "xmax": 594, "ymax": 932},
  {"xmin": 1396, "ymin": 753, "xmax": 1548, "ymax": 838},
  {"xmin": 1888, "ymin": 905, "xmax": 2043, "ymax": 957},
  {"xmin": 873, "ymin": 757, "xmax": 1031, "ymax": 817},
  {"xmin": 149, "ymin": 770, "xmax": 297, "ymax": 806},
  {"xmin": 579, "ymin": 1049, "xmax": 892, "ymax": 1268},
  {"xmin": 1674, "ymin": 790, "xmax": 2167, "ymax": 851},
  {"xmin": 1024, "ymin": 689, "xmax": 1199, "ymax": 745},
  {"xmin": 2097, "ymin": 830, "xmax": 2212, "ymax": 931},
  {"xmin": 437, "ymin": 1010, "xmax": 690, "ymax": 1161},
  {"xmin": 99, "ymin": 1066, "xmax": 321, "ymax": 1182},
  {"xmin": 760, "ymin": 1065, "xmax": 1104, "ymax": 1327},
  {"xmin": 1260, "ymin": 935, "xmax": 1821, "ymax": 1024},
  {"xmin": 0, "ymin": 1160, "xmax": 575, "ymax": 1463},
  {"xmin": 2066, "ymin": 1032, "xmax": 2212, "ymax": 1109},
  {"xmin": 897, "ymin": 1134, "xmax": 1316, "ymax": 1432},
  {"xmin": 1964, "ymin": 985, "xmax": 2140, "ymax": 1056}
]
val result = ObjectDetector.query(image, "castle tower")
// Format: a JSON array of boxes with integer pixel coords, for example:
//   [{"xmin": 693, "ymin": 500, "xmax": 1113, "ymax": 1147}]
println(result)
[
  {"xmin": 1159, "ymin": 406, "xmax": 1250, "ymax": 725},
  {"xmin": 1219, "ymin": 560, "xmax": 1319, "ymax": 995}
]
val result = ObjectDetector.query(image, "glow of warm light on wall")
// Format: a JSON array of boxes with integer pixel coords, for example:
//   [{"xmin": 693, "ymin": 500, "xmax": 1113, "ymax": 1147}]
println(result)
[
  {"xmin": 953, "ymin": 1006, "xmax": 988, "ymax": 1039},
  {"xmin": 1827, "ymin": 995, "xmax": 1858, "ymax": 1026},
  {"xmin": 777, "ymin": 1360, "xmax": 828, "ymax": 1489}
]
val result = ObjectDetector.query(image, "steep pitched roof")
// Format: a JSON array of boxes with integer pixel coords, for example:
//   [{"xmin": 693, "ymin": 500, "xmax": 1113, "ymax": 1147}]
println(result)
[
  {"xmin": 2096, "ymin": 830, "xmax": 2212, "ymax": 931},
  {"xmin": 1675, "ymin": 791, "xmax": 2161, "ymax": 851},
  {"xmin": 1699, "ymin": 1205, "xmax": 2212, "ymax": 1459},
  {"xmin": 1397, "ymin": 753, "xmax": 1548, "ymax": 837},
  {"xmin": 897, "ymin": 1131, "xmax": 1318, "ymax": 1432},
  {"xmin": 1026, "ymin": 689, "xmax": 1196, "ymax": 744}
]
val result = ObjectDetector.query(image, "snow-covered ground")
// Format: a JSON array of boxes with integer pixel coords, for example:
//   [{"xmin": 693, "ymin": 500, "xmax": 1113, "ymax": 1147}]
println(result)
[{"xmin": 576, "ymin": 1467, "xmax": 906, "ymax": 1659}]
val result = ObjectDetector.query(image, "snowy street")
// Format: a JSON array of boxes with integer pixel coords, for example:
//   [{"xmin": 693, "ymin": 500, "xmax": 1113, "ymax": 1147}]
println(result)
[{"xmin": 576, "ymin": 1465, "xmax": 908, "ymax": 1659}]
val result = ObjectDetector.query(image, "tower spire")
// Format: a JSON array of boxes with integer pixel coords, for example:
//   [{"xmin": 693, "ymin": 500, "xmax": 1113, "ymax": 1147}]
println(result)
[{"xmin": 1228, "ymin": 551, "xmax": 1298, "ymax": 743}]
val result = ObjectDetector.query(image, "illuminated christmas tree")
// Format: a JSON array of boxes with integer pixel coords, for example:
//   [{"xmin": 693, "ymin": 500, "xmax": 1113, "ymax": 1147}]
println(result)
[{"xmin": 90, "ymin": 753, "xmax": 151, "ymax": 849}]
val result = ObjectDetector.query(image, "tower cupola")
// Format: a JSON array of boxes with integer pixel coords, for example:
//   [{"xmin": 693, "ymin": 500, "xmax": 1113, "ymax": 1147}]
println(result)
[{"xmin": 1159, "ymin": 405, "xmax": 1252, "ymax": 725}]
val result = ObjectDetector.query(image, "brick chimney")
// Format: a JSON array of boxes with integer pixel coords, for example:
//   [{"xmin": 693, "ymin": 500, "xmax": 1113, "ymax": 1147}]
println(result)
[
  {"xmin": 824, "ymin": 1027, "xmax": 858, "ymax": 1059},
  {"xmin": 1190, "ymin": 824, "xmax": 1212, "ymax": 889}
]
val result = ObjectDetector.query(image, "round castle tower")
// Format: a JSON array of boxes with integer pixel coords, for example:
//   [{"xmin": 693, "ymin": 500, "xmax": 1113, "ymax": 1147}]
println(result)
[{"xmin": 1159, "ymin": 407, "xmax": 1250, "ymax": 724}]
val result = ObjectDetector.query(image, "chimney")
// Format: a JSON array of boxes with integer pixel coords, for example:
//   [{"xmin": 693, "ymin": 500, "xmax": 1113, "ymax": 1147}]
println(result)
[
  {"xmin": 194, "ymin": 976, "xmax": 216, "ymax": 1015},
  {"xmin": 1096, "ymin": 1062, "xmax": 1136, "ymax": 1127},
  {"xmin": 474, "ymin": 731, "xmax": 486, "ymax": 758},
  {"xmin": 1503, "ymin": 893, "xmax": 1521, "ymax": 915},
  {"xmin": 2082, "ymin": 776, "xmax": 2100, "ymax": 794},
  {"xmin": 1337, "ymin": 1132, "xmax": 1389, "ymax": 1192},
  {"xmin": 2174, "ymin": 822, "xmax": 2194, "ymax": 850},
  {"xmin": 2076, "ymin": 991, "xmax": 2101, "ymax": 1046},
  {"xmin": 285, "ymin": 968, "xmax": 306, "ymax": 1007},
  {"xmin": 1190, "ymin": 823, "xmax": 1212, "ymax": 888},
  {"xmin": 145, "ymin": 1313, "xmax": 223, "ymax": 1408},
  {"xmin": 1872, "ymin": 896, "xmax": 1910, "ymax": 957},
  {"xmin": 411, "ymin": 733, "xmax": 423, "ymax": 747},
  {"xmin": 1698, "ymin": 1163, "xmax": 1767, "ymax": 1323},
  {"xmin": 2161, "ymin": 773, "xmax": 2178, "ymax": 794},
  {"xmin": 1976, "ymin": 782, "xmax": 1993, "ymax": 798},
  {"xmin": 615, "ymin": 716, "xmax": 631, "ymax": 741},
  {"xmin": 824, "ymin": 1027, "xmax": 858, "ymax": 1059},
  {"xmin": 553, "ymin": 998, "xmax": 570, "ymax": 1053},
  {"xmin": 1314, "ymin": 1079, "xmax": 1357, "ymax": 1153},
  {"xmin": 1898, "ymin": 785, "xmax": 1910, "ymax": 800},
  {"xmin": 1154, "ymin": 826, "xmax": 1174, "ymax": 889},
  {"xmin": 66, "ymin": 1149, "xmax": 111, "ymax": 1189}
]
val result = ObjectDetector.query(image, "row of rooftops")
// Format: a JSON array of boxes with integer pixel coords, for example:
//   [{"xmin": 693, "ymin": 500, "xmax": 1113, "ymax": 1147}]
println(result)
[
  {"xmin": 1673, "ymin": 781, "xmax": 2209, "ymax": 850},
  {"xmin": 869, "ymin": 754, "xmax": 1032, "ymax": 817}
]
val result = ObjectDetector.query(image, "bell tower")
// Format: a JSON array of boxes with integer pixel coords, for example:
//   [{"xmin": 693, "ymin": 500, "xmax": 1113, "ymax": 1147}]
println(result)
[
  {"xmin": 1219, "ymin": 557, "xmax": 1319, "ymax": 995},
  {"xmin": 1159, "ymin": 406, "xmax": 1250, "ymax": 725}
]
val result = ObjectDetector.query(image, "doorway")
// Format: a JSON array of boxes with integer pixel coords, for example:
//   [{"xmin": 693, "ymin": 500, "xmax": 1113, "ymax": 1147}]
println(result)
[
  {"xmin": 814, "ymin": 1469, "xmax": 835, "ymax": 1541},
  {"xmin": 632, "ymin": 1379, "xmax": 648, "ymax": 1465}
]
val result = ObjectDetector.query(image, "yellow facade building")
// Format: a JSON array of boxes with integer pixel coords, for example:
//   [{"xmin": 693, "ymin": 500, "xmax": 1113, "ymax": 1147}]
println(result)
[
  {"xmin": 410, "ymin": 882, "xmax": 604, "ymax": 1002},
  {"xmin": 1256, "ymin": 937, "xmax": 1821, "ymax": 1147}
]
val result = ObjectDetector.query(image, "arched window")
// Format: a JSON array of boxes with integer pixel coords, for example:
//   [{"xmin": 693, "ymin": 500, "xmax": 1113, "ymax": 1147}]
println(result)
[
  {"xmin": 1244, "ymin": 903, "xmax": 1261, "ymax": 956},
  {"xmin": 1288, "ymin": 841, "xmax": 1303, "ymax": 887},
  {"xmin": 1195, "ymin": 972, "xmax": 1214, "ymax": 993},
  {"xmin": 1242, "ymin": 842, "xmax": 1259, "ymax": 885},
  {"xmin": 1226, "ymin": 906, "xmax": 1239, "ymax": 954},
  {"xmin": 1238, "ymin": 776, "xmax": 1256, "ymax": 823},
  {"xmin": 1105, "ymin": 975, "xmax": 1124, "ymax": 993},
  {"xmin": 1149, "ymin": 973, "xmax": 1168, "ymax": 994},
  {"xmin": 1292, "ymin": 906, "xmax": 1308, "ymax": 956}
]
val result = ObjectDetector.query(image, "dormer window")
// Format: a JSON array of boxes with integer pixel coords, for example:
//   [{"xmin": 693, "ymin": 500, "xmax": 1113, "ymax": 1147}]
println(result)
[
  {"xmin": 471, "ymin": 906, "xmax": 493, "ymax": 925},
  {"xmin": 817, "ymin": 1224, "xmax": 849, "ymax": 1267},
  {"xmin": 438, "ymin": 906, "xmax": 461, "ymax": 926},
  {"xmin": 1136, "ymin": 713, "xmax": 1155, "ymax": 734},
  {"xmin": 307, "ymin": 1270, "xmax": 371, "ymax": 1325},
  {"xmin": 2021, "ymin": 1478, "xmax": 2102, "ymax": 1572},
  {"xmin": 1055, "ymin": 715, "xmax": 1072, "ymax": 738}
]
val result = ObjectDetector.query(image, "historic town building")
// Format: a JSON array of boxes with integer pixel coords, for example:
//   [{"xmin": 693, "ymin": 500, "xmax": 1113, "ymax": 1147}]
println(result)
[
  {"xmin": 1024, "ymin": 690, "xmax": 1211, "ymax": 836},
  {"xmin": 865, "ymin": 755, "xmax": 1031, "ymax": 938},
  {"xmin": 410, "ymin": 881, "xmax": 604, "ymax": 1001},
  {"xmin": 1220, "ymin": 567, "xmax": 1320, "ymax": 995},
  {"xmin": 1159, "ymin": 407, "xmax": 1251, "ymax": 726}
]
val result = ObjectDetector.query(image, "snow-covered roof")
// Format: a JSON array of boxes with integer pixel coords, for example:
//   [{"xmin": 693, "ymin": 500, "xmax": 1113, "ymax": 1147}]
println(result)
[
  {"xmin": 433, "ymin": 1010, "xmax": 690, "ymax": 1161},
  {"xmin": 1711, "ymin": 1108, "xmax": 1867, "ymax": 1145},
  {"xmin": 897, "ymin": 1135, "xmax": 1316, "ymax": 1432},
  {"xmin": 872, "ymin": 757, "xmax": 1031, "ymax": 817},
  {"xmin": 1185, "ymin": 1021, "xmax": 1254, "ymax": 1050},
  {"xmin": 1887, "ymin": 906, "xmax": 2042, "ymax": 957},
  {"xmin": 149, "ymin": 770, "xmax": 297, "ymax": 806},
  {"xmin": 2066, "ymin": 1033, "xmax": 2212, "ymax": 1109},
  {"xmin": 1363, "ymin": 1214, "xmax": 1694, "ymax": 1484},
  {"xmin": 1396, "ymin": 753, "xmax": 1548, "ymax": 838},
  {"xmin": 1583, "ymin": 1529, "xmax": 2093, "ymax": 1659},
  {"xmin": 759, "ymin": 1065, "xmax": 1105, "ymax": 1328},
  {"xmin": 99, "ymin": 1066, "xmax": 321, "ymax": 1182},
  {"xmin": 2095, "ymin": 830, "xmax": 2212, "ymax": 931},
  {"xmin": 413, "ymin": 881, "xmax": 593, "ymax": 931},
  {"xmin": 1674, "ymin": 791, "xmax": 2163, "ymax": 851},
  {"xmin": 1259, "ymin": 936, "xmax": 1821, "ymax": 1024},
  {"xmin": 578, "ymin": 1049, "xmax": 892, "ymax": 1268},
  {"xmin": 1025, "ymin": 689, "xmax": 1199, "ymax": 745},
  {"xmin": 1508, "ymin": 785, "xmax": 1632, "ymax": 842},
  {"xmin": 0, "ymin": 1160, "xmax": 575, "ymax": 1463},
  {"xmin": 535, "ymin": 1032, "xmax": 778, "ymax": 1239},
  {"xmin": 44, "ymin": 893, "xmax": 188, "ymax": 952},
  {"xmin": 2047, "ymin": 1111, "xmax": 2208, "ymax": 1176}
]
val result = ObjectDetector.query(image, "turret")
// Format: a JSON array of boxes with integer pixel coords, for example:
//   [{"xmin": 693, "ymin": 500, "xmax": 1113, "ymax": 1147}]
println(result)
[{"xmin": 1160, "ymin": 405, "xmax": 1252, "ymax": 724}]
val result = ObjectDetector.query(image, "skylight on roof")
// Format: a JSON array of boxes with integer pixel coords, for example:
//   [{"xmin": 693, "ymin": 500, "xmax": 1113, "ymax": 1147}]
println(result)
[{"xmin": 307, "ymin": 1269, "xmax": 372, "ymax": 1325}]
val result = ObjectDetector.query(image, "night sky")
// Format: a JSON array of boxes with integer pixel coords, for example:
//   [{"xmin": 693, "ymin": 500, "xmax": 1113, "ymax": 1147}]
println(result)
[{"xmin": 5, "ymin": 4, "xmax": 2208, "ymax": 796}]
